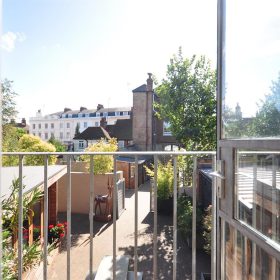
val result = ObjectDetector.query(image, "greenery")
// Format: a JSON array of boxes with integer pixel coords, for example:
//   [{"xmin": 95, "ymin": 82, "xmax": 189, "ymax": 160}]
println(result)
[
  {"xmin": 155, "ymin": 48, "xmax": 216, "ymax": 151},
  {"xmin": 2, "ymin": 178, "xmax": 44, "ymax": 279},
  {"xmin": 18, "ymin": 134, "xmax": 57, "ymax": 165},
  {"xmin": 177, "ymin": 195, "xmax": 203, "ymax": 245},
  {"xmin": 145, "ymin": 160, "xmax": 174, "ymax": 200},
  {"xmin": 202, "ymin": 205, "xmax": 212, "ymax": 254},
  {"xmin": 48, "ymin": 135, "xmax": 66, "ymax": 152},
  {"xmin": 48, "ymin": 222, "xmax": 67, "ymax": 243},
  {"xmin": 1, "ymin": 79, "xmax": 18, "ymax": 124},
  {"xmin": 81, "ymin": 138, "xmax": 118, "ymax": 174},
  {"xmin": 2, "ymin": 125, "xmax": 27, "ymax": 166},
  {"xmin": 74, "ymin": 123, "xmax": 80, "ymax": 138}
]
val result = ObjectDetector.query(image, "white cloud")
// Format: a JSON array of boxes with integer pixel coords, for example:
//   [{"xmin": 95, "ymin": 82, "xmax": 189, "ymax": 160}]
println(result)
[{"xmin": 1, "ymin": 31, "xmax": 26, "ymax": 52}]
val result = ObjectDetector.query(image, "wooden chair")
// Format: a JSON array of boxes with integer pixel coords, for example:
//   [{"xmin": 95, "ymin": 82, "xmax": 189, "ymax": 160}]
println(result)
[{"xmin": 94, "ymin": 178, "xmax": 113, "ymax": 221}]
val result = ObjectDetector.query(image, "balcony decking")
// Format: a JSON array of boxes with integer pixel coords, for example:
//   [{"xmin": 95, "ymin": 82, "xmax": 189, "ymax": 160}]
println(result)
[{"xmin": 48, "ymin": 181, "xmax": 211, "ymax": 279}]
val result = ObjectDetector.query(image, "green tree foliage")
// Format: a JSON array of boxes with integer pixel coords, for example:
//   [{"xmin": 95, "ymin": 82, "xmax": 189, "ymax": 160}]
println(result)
[
  {"xmin": 18, "ymin": 134, "xmax": 57, "ymax": 165},
  {"xmin": 2, "ymin": 125, "xmax": 27, "ymax": 166},
  {"xmin": 1, "ymin": 79, "xmax": 18, "ymax": 124},
  {"xmin": 251, "ymin": 72, "xmax": 280, "ymax": 137},
  {"xmin": 74, "ymin": 123, "xmax": 80, "ymax": 138},
  {"xmin": 48, "ymin": 135, "xmax": 66, "ymax": 152},
  {"xmin": 81, "ymin": 138, "xmax": 118, "ymax": 174},
  {"xmin": 156, "ymin": 49, "xmax": 216, "ymax": 150}
]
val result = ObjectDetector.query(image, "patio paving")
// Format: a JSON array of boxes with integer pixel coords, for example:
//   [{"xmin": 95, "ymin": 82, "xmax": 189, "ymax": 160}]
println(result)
[{"xmin": 48, "ymin": 181, "xmax": 210, "ymax": 279}]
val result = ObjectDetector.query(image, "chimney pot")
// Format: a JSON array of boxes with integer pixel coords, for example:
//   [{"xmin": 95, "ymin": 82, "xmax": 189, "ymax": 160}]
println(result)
[{"xmin": 147, "ymin": 73, "xmax": 153, "ymax": 92}]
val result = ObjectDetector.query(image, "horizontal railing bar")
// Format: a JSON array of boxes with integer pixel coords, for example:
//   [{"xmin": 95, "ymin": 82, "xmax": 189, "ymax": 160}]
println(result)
[{"xmin": 2, "ymin": 151, "xmax": 216, "ymax": 156}]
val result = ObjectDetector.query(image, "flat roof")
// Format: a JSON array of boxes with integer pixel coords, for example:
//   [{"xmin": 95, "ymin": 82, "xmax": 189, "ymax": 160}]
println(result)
[{"xmin": 1, "ymin": 165, "xmax": 67, "ymax": 198}]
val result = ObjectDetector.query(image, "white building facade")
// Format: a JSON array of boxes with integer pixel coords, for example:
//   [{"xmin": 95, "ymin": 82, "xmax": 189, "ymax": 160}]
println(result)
[{"xmin": 29, "ymin": 105, "xmax": 131, "ymax": 147}]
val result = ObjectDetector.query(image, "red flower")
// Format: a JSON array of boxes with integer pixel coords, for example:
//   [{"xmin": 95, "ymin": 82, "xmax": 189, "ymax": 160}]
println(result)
[
  {"xmin": 60, "ymin": 233, "xmax": 65, "ymax": 238},
  {"xmin": 57, "ymin": 223, "xmax": 63, "ymax": 227},
  {"xmin": 49, "ymin": 225, "xmax": 54, "ymax": 229}
]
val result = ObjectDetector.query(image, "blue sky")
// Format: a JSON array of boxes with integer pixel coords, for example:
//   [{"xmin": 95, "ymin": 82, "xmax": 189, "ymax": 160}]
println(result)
[{"xmin": 2, "ymin": 0, "xmax": 217, "ymax": 122}]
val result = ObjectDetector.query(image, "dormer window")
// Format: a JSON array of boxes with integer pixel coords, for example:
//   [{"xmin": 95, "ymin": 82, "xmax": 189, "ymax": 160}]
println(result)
[
  {"xmin": 115, "ymin": 111, "xmax": 120, "ymax": 116},
  {"xmin": 68, "ymin": 114, "xmax": 72, "ymax": 118},
  {"xmin": 96, "ymin": 112, "xmax": 100, "ymax": 117},
  {"xmin": 78, "ymin": 113, "xmax": 83, "ymax": 117}
]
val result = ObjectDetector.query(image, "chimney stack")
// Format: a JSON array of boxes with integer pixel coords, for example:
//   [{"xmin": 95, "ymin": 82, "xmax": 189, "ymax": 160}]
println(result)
[
  {"xmin": 146, "ymin": 73, "xmax": 153, "ymax": 92},
  {"xmin": 64, "ymin": 107, "xmax": 71, "ymax": 113},
  {"xmin": 97, "ymin": 104, "xmax": 104, "ymax": 110},
  {"xmin": 80, "ymin": 106, "xmax": 87, "ymax": 112}
]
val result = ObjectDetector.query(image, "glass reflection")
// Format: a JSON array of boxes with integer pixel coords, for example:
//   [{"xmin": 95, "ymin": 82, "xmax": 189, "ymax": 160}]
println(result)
[
  {"xmin": 222, "ymin": 0, "xmax": 280, "ymax": 138},
  {"xmin": 236, "ymin": 151, "xmax": 280, "ymax": 244},
  {"xmin": 224, "ymin": 222, "xmax": 280, "ymax": 280}
]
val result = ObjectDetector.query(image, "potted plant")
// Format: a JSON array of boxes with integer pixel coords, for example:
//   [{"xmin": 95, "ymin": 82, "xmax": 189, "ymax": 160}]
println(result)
[
  {"xmin": 48, "ymin": 222, "xmax": 67, "ymax": 244},
  {"xmin": 146, "ymin": 160, "xmax": 174, "ymax": 215}
]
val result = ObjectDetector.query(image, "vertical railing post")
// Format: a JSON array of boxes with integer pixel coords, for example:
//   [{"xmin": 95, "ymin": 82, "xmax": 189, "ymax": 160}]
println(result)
[
  {"xmin": 43, "ymin": 155, "xmax": 48, "ymax": 280},
  {"xmin": 113, "ymin": 156, "xmax": 117, "ymax": 280},
  {"xmin": 211, "ymin": 154, "xmax": 217, "ymax": 280},
  {"xmin": 18, "ymin": 155, "xmax": 24, "ymax": 280},
  {"xmin": 192, "ymin": 156, "xmax": 197, "ymax": 280},
  {"xmin": 134, "ymin": 155, "xmax": 139, "ymax": 279},
  {"xmin": 173, "ymin": 156, "xmax": 178, "ymax": 280},
  {"xmin": 153, "ymin": 155, "xmax": 158, "ymax": 280},
  {"xmin": 67, "ymin": 155, "xmax": 72, "ymax": 280},
  {"xmin": 89, "ymin": 155, "xmax": 94, "ymax": 279}
]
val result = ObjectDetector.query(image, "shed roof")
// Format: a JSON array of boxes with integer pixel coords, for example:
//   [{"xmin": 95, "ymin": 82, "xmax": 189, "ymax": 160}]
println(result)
[{"xmin": 1, "ymin": 165, "xmax": 67, "ymax": 198}]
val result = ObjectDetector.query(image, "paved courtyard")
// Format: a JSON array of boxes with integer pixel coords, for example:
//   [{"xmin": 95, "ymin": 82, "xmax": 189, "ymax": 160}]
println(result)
[{"xmin": 48, "ymin": 182, "xmax": 210, "ymax": 279}]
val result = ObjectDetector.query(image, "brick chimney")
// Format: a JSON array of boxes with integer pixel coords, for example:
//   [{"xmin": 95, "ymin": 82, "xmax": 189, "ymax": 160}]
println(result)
[
  {"xmin": 80, "ymin": 106, "xmax": 87, "ymax": 112},
  {"xmin": 21, "ymin": 118, "xmax": 26, "ymax": 126},
  {"xmin": 97, "ymin": 104, "xmax": 104, "ymax": 110},
  {"xmin": 146, "ymin": 73, "xmax": 153, "ymax": 92},
  {"xmin": 64, "ymin": 107, "xmax": 71, "ymax": 113}
]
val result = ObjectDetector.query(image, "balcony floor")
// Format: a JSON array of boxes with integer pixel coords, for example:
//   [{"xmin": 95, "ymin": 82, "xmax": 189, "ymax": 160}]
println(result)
[{"xmin": 48, "ymin": 181, "xmax": 210, "ymax": 279}]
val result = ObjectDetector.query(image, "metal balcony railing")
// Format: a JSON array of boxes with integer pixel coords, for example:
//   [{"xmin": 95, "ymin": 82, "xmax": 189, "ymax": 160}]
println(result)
[{"xmin": 1, "ymin": 151, "xmax": 217, "ymax": 280}]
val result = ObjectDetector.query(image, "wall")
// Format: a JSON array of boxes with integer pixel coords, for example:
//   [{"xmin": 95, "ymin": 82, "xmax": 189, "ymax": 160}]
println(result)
[{"xmin": 57, "ymin": 171, "xmax": 123, "ymax": 214}]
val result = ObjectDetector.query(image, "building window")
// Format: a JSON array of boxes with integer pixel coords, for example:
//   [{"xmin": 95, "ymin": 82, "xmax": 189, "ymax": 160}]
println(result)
[
  {"xmin": 84, "ymin": 122, "xmax": 87, "ymax": 128},
  {"xmin": 96, "ymin": 112, "xmax": 100, "ymax": 117},
  {"xmin": 123, "ymin": 111, "xmax": 128, "ymax": 116},
  {"xmin": 68, "ymin": 114, "xmax": 72, "ymax": 118},
  {"xmin": 45, "ymin": 123, "xmax": 48, "ymax": 129},
  {"xmin": 38, "ymin": 132, "xmax": 41, "ymax": 137},
  {"xmin": 33, "ymin": 124, "xmax": 36, "ymax": 129},
  {"xmin": 45, "ymin": 133, "xmax": 48, "ymax": 139},
  {"xmin": 79, "ymin": 141, "xmax": 84, "ymax": 149},
  {"xmin": 60, "ymin": 132, "xmax": 63, "ymax": 139},
  {"xmin": 115, "ymin": 111, "xmax": 120, "ymax": 116},
  {"xmin": 66, "ymin": 132, "xmax": 70, "ymax": 139},
  {"xmin": 67, "ymin": 122, "xmax": 70, "ymax": 129},
  {"xmin": 38, "ymin": 124, "xmax": 41, "ymax": 129},
  {"xmin": 51, "ymin": 123, "xmax": 54, "ymax": 129},
  {"xmin": 85, "ymin": 113, "xmax": 89, "ymax": 117},
  {"xmin": 60, "ymin": 123, "xmax": 63, "ymax": 129},
  {"xmin": 51, "ymin": 133, "xmax": 54, "ymax": 138}
]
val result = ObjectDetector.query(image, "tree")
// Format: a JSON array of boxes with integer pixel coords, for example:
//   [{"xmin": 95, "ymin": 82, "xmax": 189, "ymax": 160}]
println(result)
[
  {"xmin": 74, "ymin": 123, "xmax": 80, "ymax": 138},
  {"xmin": 251, "ymin": 72, "xmax": 280, "ymax": 137},
  {"xmin": 1, "ymin": 79, "xmax": 18, "ymax": 124},
  {"xmin": 156, "ymin": 49, "xmax": 216, "ymax": 150},
  {"xmin": 48, "ymin": 135, "xmax": 66, "ymax": 152},
  {"xmin": 2, "ymin": 126, "xmax": 27, "ymax": 166},
  {"xmin": 18, "ymin": 134, "xmax": 57, "ymax": 165},
  {"xmin": 81, "ymin": 138, "xmax": 118, "ymax": 174}
]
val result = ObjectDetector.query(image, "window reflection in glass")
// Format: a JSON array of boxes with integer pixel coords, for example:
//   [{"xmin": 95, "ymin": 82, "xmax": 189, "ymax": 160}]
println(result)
[
  {"xmin": 222, "ymin": 0, "xmax": 280, "ymax": 138},
  {"xmin": 224, "ymin": 222, "xmax": 280, "ymax": 280},
  {"xmin": 236, "ymin": 151, "xmax": 280, "ymax": 245}
]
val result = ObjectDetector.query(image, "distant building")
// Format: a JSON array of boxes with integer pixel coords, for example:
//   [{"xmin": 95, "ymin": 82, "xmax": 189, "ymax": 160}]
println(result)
[
  {"xmin": 73, "ymin": 118, "xmax": 133, "ymax": 151},
  {"xmin": 132, "ymin": 73, "xmax": 178, "ymax": 151},
  {"xmin": 29, "ymin": 105, "xmax": 131, "ymax": 147}
]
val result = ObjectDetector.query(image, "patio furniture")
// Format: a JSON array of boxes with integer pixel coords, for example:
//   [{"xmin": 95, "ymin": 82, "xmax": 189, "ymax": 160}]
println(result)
[{"xmin": 94, "ymin": 179, "xmax": 113, "ymax": 222}]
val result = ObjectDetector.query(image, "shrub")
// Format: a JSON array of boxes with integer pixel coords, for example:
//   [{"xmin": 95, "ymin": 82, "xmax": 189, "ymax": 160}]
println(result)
[
  {"xmin": 145, "ymin": 160, "xmax": 174, "ymax": 200},
  {"xmin": 202, "ymin": 205, "xmax": 212, "ymax": 254},
  {"xmin": 80, "ymin": 138, "xmax": 118, "ymax": 174},
  {"xmin": 177, "ymin": 195, "xmax": 203, "ymax": 242}
]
